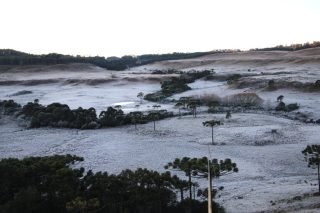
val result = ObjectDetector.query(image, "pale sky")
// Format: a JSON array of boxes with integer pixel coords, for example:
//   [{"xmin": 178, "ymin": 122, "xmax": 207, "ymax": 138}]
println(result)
[{"xmin": 0, "ymin": 0, "xmax": 319, "ymax": 57}]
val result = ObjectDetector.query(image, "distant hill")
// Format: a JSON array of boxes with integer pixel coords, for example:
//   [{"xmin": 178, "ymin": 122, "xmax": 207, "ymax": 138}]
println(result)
[
  {"xmin": 1, "ymin": 41, "xmax": 319, "ymax": 70},
  {"xmin": 0, "ymin": 49, "xmax": 225, "ymax": 71}
]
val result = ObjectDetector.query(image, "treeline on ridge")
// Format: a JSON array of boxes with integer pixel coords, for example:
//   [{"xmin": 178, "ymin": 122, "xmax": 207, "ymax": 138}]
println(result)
[
  {"xmin": 250, "ymin": 41, "xmax": 320, "ymax": 52},
  {"xmin": 0, "ymin": 49, "xmax": 231, "ymax": 71}
]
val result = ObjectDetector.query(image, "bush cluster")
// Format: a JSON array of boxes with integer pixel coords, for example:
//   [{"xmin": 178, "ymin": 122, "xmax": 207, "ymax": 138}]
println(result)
[
  {"xmin": 0, "ymin": 100, "xmax": 21, "ymax": 115},
  {"xmin": 5, "ymin": 100, "xmax": 173, "ymax": 129},
  {"xmin": 223, "ymin": 93, "xmax": 263, "ymax": 107},
  {"xmin": 144, "ymin": 70, "xmax": 213, "ymax": 102},
  {"xmin": 275, "ymin": 102, "xmax": 299, "ymax": 112},
  {"xmin": 226, "ymin": 74, "xmax": 241, "ymax": 85},
  {"xmin": 151, "ymin": 69, "xmax": 183, "ymax": 74}
]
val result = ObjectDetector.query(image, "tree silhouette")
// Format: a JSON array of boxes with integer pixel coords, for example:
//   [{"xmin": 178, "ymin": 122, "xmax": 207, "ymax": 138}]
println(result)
[
  {"xmin": 149, "ymin": 105, "xmax": 161, "ymax": 131},
  {"xmin": 191, "ymin": 157, "xmax": 238, "ymax": 208},
  {"xmin": 137, "ymin": 92, "xmax": 144, "ymax": 104},
  {"xmin": 275, "ymin": 101, "xmax": 286, "ymax": 111},
  {"xmin": 165, "ymin": 156, "xmax": 238, "ymax": 207},
  {"xmin": 129, "ymin": 111, "xmax": 144, "ymax": 130},
  {"xmin": 179, "ymin": 97, "xmax": 192, "ymax": 108},
  {"xmin": 225, "ymin": 111, "xmax": 231, "ymax": 119},
  {"xmin": 164, "ymin": 157, "xmax": 197, "ymax": 199},
  {"xmin": 302, "ymin": 145, "xmax": 320, "ymax": 194},
  {"xmin": 114, "ymin": 105, "xmax": 122, "ymax": 110},
  {"xmin": 170, "ymin": 175, "xmax": 189, "ymax": 201},
  {"xmin": 203, "ymin": 120, "xmax": 223, "ymax": 145},
  {"xmin": 175, "ymin": 101, "xmax": 184, "ymax": 117},
  {"xmin": 1, "ymin": 155, "xmax": 220, "ymax": 213},
  {"xmin": 277, "ymin": 95, "xmax": 284, "ymax": 102},
  {"xmin": 188, "ymin": 100, "xmax": 201, "ymax": 118}
]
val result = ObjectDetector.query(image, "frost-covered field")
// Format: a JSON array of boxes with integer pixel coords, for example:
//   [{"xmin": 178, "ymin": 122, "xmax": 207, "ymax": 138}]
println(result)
[
  {"xmin": 0, "ymin": 114, "xmax": 319, "ymax": 212},
  {"xmin": 1, "ymin": 49, "xmax": 320, "ymax": 212}
]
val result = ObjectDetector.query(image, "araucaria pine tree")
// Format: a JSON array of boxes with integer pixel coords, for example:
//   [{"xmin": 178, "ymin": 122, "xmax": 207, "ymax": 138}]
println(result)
[
  {"xmin": 302, "ymin": 144, "xmax": 320, "ymax": 194},
  {"xmin": 203, "ymin": 120, "xmax": 223, "ymax": 145}
]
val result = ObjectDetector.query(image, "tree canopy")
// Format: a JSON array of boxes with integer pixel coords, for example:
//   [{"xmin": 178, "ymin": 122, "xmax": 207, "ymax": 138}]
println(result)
[{"xmin": 0, "ymin": 155, "xmax": 225, "ymax": 213}]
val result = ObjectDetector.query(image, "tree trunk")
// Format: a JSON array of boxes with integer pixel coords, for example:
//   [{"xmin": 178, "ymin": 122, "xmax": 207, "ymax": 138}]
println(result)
[
  {"xmin": 153, "ymin": 119, "xmax": 155, "ymax": 131},
  {"xmin": 189, "ymin": 173, "xmax": 192, "ymax": 199},
  {"xmin": 318, "ymin": 163, "xmax": 320, "ymax": 195},
  {"xmin": 208, "ymin": 163, "xmax": 212, "ymax": 213},
  {"xmin": 210, "ymin": 174, "xmax": 213, "ymax": 202},
  {"xmin": 211, "ymin": 126, "xmax": 214, "ymax": 145},
  {"xmin": 135, "ymin": 122, "xmax": 137, "ymax": 130},
  {"xmin": 179, "ymin": 108, "xmax": 181, "ymax": 117},
  {"xmin": 180, "ymin": 188, "xmax": 184, "ymax": 201}
]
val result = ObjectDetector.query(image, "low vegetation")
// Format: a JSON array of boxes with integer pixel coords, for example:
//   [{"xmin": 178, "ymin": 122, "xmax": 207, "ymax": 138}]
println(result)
[
  {"xmin": 151, "ymin": 69, "xmax": 183, "ymax": 75},
  {"xmin": 275, "ymin": 101, "xmax": 299, "ymax": 112},
  {"xmin": 0, "ymin": 99, "xmax": 21, "ymax": 114},
  {"xmin": 223, "ymin": 93, "xmax": 263, "ymax": 107},
  {"xmin": 226, "ymin": 74, "xmax": 242, "ymax": 85},
  {"xmin": 144, "ymin": 70, "xmax": 214, "ymax": 102}
]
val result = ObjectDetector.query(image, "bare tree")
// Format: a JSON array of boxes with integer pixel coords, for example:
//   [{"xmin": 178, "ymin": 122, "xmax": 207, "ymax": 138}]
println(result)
[{"xmin": 224, "ymin": 93, "xmax": 263, "ymax": 107}]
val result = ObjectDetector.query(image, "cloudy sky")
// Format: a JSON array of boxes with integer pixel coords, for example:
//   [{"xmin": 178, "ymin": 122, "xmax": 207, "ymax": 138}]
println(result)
[{"xmin": 1, "ymin": 0, "xmax": 319, "ymax": 57}]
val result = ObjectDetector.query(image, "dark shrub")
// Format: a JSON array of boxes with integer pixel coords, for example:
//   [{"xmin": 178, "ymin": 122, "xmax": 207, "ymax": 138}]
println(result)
[
  {"xmin": 286, "ymin": 103, "xmax": 299, "ymax": 112},
  {"xmin": 145, "ymin": 71, "xmax": 212, "ymax": 102},
  {"xmin": 0, "ymin": 99, "xmax": 21, "ymax": 114},
  {"xmin": 99, "ymin": 107, "xmax": 125, "ymax": 127},
  {"xmin": 227, "ymin": 74, "xmax": 241, "ymax": 85},
  {"xmin": 275, "ymin": 101, "xmax": 286, "ymax": 111}
]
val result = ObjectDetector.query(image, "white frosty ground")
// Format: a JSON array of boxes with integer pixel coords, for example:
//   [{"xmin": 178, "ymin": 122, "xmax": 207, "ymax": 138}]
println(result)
[
  {"xmin": 0, "ymin": 113, "xmax": 319, "ymax": 212},
  {"xmin": 1, "ymin": 49, "xmax": 320, "ymax": 212}
]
